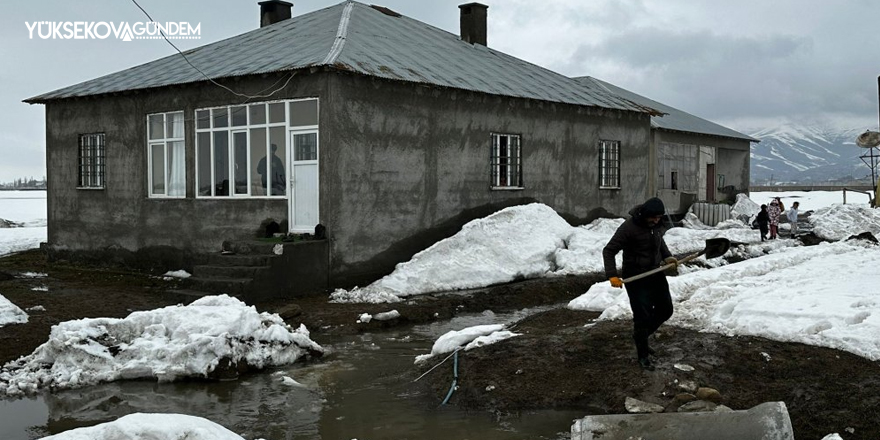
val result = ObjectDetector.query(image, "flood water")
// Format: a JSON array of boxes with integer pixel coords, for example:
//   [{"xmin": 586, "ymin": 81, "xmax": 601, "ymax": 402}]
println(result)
[{"xmin": 0, "ymin": 307, "xmax": 583, "ymax": 439}]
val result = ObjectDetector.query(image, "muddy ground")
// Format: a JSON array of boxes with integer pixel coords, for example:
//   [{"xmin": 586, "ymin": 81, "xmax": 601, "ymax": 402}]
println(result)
[{"xmin": 1, "ymin": 249, "xmax": 879, "ymax": 440}]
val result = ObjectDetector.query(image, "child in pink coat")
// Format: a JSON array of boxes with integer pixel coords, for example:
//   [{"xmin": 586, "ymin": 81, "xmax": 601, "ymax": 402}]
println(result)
[{"xmin": 767, "ymin": 199, "xmax": 782, "ymax": 239}]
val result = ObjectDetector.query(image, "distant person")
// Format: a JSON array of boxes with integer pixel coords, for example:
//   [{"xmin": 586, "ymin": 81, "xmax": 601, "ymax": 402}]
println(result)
[
  {"xmin": 787, "ymin": 201, "xmax": 800, "ymax": 236},
  {"xmin": 603, "ymin": 197, "xmax": 678, "ymax": 371},
  {"xmin": 257, "ymin": 144, "xmax": 286, "ymax": 194},
  {"xmin": 767, "ymin": 199, "xmax": 782, "ymax": 239},
  {"xmin": 775, "ymin": 197, "xmax": 785, "ymax": 212},
  {"xmin": 756, "ymin": 204, "xmax": 770, "ymax": 241}
]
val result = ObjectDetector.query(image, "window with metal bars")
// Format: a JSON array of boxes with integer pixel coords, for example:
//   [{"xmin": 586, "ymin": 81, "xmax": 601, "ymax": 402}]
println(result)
[
  {"xmin": 599, "ymin": 140, "xmax": 620, "ymax": 189},
  {"xmin": 78, "ymin": 133, "xmax": 105, "ymax": 189},
  {"xmin": 490, "ymin": 133, "xmax": 522, "ymax": 189}
]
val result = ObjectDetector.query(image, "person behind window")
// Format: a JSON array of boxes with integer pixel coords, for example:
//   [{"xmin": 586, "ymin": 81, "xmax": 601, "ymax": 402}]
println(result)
[{"xmin": 258, "ymin": 143, "xmax": 286, "ymax": 194}]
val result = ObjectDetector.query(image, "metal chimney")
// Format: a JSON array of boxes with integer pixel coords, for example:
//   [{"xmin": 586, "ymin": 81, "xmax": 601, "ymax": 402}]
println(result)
[
  {"xmin": 259, "ymin": 0, "xmax": 293, "ymax": 27},
  {"xmin": 459, "ymin": 3, "xmax": 488, "ymax": 46}
]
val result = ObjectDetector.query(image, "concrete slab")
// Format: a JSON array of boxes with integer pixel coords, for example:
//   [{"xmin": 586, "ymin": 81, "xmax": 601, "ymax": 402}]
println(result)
[{"xmin": 571, "ymin": 401, "xmax": 794, "ymax": 440}]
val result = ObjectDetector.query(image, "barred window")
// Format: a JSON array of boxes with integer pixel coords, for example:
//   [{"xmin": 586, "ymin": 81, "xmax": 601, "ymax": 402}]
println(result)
[
  {"xmin": 599, "ymin": 140, "xmax": 620, "ymax": 189},
  {"xmin": 490, "ymin": 133, "xmax": 522, "ymax": 189},
  {"xmin": 78, "ymin": 133, "xmax": 105, "ymax": 189}
]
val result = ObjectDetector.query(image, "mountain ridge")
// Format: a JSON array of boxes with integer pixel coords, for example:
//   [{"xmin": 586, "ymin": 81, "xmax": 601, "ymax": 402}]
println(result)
[{"xmin": 746, "ymin": 122, "xmax": 877, "ymax": 184}]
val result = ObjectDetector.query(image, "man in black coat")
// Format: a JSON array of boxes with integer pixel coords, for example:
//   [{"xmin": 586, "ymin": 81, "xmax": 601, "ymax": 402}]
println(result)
[{"xmin": 602, "ymin": 197, "xmax": 678, "ymax": 371}]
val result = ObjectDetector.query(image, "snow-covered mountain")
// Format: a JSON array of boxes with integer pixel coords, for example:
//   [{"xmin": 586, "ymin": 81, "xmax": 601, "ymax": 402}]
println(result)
[{"xmin": 748, "ymin": 122, "xmax": 876, "ymax": 184}]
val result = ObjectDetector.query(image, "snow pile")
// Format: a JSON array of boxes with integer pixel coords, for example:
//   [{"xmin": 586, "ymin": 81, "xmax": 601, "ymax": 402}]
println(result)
[
  {"xmin": 331, "ymin": 204, "xmax": 573, "ymax": 302},
  {"xmin": 415, "ymin": 324, "xmax": 519, "ymax": 363},
  {"xmin": 730, "ymin": 193, "xmax": 761, "ymax": 221},
  {"xmin": 0, "ymin": 295, "xmax": 323, "ymax": 395},
  {"xmin": 331, "ymin": 195, "xmax": 877, "ymax": 304},
  {"xmin": 570, "ymin": 241, "xmax": 880, "ymax": 361},
  {"xmin": 0, "ymin": 294, "xmax": 28, "ymax": 327},
  {"xmin": 808, "ymin": 203, "xmax": 880, "ymax": 241},
  {"xmin": 553, "ymin": 218, "xmax": 623, "ymax": 275},
  {"xmin": 40, "ymin": 413, "xmax": 256, "ymax": 440},
  {"xmin": 162, "ymin": 270, "xmax": 191, "ymax": 279},
  {"xmin": 680, "ymin": 212, "xmax": 713, "ymax": 230}
]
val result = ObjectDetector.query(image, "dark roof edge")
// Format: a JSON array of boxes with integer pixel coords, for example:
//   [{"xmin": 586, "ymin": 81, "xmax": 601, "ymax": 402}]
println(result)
[
  {"xmin": 25, "ymin": 64, "xmax": 659, "ymax": 117},
  {"xmin": 657, "ymin": 126, "xmax": 760, "ymax": 143}
]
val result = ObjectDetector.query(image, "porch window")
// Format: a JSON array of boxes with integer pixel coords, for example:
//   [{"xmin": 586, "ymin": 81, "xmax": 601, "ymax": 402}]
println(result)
[
  {"xmin": 147, "ymin": 111, "xmax": 186, "ymax": 197},
  {"xmin": 78, "ymin": 133, "xmax": 105, "ymax": 189},
  {"xmin": 196, "ymin": 98, "xmax": 318, "ymax": 198},
  {"xmin": 599, "ymin": 140, "xmax": 620, "ymax": 189},
  {"xmin": 490, "ymin": 133, "xmax": 522, "ymax": 189}
]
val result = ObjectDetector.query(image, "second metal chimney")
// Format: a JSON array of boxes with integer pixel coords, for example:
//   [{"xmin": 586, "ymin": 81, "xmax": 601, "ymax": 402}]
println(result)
[
  {"xmin": 459, "ymin": 3, "xmax": 488, "ymax": 46},
  {"xmin": 259, "ymin": 0, "xmax": 293, "ymax": 27}
]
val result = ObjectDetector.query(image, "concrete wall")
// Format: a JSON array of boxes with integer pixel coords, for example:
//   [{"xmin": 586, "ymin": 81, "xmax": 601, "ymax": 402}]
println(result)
[
  {"xmin": 652, "ymin": 130, "xmax": 751, "ymax": 213},
  {"xmin": 41, "ymin": 70, "xmax": 652, "ymax": 287},
  {"xmin": 320, "ymin": 73, "xmax": 651, "ymax": 286},
  {"xmin": 43, "ymin": 73, "xmax": 329, "ymax": 271}
]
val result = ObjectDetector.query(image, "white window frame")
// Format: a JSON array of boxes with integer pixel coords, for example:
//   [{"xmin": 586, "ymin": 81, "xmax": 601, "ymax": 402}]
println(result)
[
  {"xmin": 147, "ymin": 111, "xmax": 186, "ymax": 198},
  {"xmin": 599, "ymin": 140, "xmax": 621, "ymax": 189},
  {"xmin": 490, "ymin": 133, "xmax": 523, "ymax": 190},
  {"xmin": 78, "ymin": 133, "xmax": 105, "ymax": 189},
  {"xmin": 195, "ymin": 98, "xmax": 318, "ymax": 198}
]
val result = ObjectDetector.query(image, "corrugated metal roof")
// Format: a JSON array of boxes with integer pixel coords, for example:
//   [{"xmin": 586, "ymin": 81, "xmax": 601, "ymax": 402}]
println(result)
[
  {"xmin": 575, "ymin": 76, "xmax": 759, "ymax": 143},
  {"xmin": 26, "ymin": 1, "xmax": 657, "ymax": 116}
]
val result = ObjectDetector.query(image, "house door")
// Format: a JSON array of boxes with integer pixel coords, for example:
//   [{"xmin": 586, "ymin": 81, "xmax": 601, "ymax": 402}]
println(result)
[
  {"xmin": 288, "ymin": 130, "xmax": 319, "ymax": 232},
  {"xmin": 706, "ymin": 163, "xmax": 716, "ymax": 202}
]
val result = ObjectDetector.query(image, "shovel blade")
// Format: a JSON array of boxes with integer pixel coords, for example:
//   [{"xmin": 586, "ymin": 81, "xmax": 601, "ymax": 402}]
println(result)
[{"xmin": 704, "ymin": 237, "xmax": 731, "ymax": 259}]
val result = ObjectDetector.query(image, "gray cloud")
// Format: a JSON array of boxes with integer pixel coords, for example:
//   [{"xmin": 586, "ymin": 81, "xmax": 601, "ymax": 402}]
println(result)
[{"xmin": 3, "ymin": 0, "xmax": 880, "ymax": 181}]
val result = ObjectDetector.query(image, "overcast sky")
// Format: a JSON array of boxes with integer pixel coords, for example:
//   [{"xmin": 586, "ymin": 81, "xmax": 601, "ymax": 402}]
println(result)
[{"xmin": 2, "ymin": 0, "xmax": 879, "ymax": 183}]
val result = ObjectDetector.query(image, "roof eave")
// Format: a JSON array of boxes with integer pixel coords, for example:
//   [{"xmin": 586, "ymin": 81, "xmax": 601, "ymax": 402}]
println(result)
[{"xmin": 656, "ymin": 127, "xmax": 760, "ymax": 143}]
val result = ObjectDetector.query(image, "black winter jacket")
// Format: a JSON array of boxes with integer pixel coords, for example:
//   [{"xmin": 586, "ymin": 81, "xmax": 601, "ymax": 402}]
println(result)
[{"xmin": 603, "ymin": 206, "xmax": 672, "ymax": 279}]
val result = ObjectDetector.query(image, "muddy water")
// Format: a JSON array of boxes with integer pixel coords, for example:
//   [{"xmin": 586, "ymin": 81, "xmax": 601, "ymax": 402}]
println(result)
[{"xmin": 0, "ymin": 307, "xmax": 583, "ymax": 440}]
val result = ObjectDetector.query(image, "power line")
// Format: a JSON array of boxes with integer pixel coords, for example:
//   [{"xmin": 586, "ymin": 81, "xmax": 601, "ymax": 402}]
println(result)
[{"xmin": 129, "ymin": 0, "xmax": 296, "ymax": 101}]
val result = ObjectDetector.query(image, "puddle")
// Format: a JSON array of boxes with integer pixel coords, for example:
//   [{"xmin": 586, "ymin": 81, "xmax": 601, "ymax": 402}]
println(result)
[{"xmin": 0, "ymin": 307, "xmax": 579, "ymax": 439}]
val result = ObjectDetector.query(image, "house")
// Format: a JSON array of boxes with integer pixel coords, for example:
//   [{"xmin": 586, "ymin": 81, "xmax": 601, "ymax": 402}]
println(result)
[
  {"xmin": 575, "ymin": 77, "xmax": 758, "ymax": 214},
  {"xmin": 25, "ymin": 1, "xmax": 662, "ymax": 298}
]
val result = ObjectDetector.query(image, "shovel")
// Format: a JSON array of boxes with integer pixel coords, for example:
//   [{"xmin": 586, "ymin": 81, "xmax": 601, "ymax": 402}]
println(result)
[{"xmin": 622, "ymin": 238, "xmax": 730, "ymax": 284}]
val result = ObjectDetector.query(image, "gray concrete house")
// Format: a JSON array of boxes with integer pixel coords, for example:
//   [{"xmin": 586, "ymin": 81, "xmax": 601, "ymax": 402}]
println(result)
[
  {"xmin": 26, "ymin": 1, "xmax": 660, "ymax": 298},
  {"xmin": 576, "ymin": 77, "xmax": 758, "ymax": 214}
]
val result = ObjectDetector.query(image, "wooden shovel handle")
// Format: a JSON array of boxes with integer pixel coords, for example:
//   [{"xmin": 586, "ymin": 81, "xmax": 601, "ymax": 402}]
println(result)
[{"xmin": 621, "ymin": 251, "xmax": 704, "ymax": 284}]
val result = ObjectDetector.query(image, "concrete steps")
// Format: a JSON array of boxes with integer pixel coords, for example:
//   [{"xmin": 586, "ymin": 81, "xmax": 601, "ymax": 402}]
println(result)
[{"xmin": 186, "ymin": 240, "xmax": 281, "ymax": 298}]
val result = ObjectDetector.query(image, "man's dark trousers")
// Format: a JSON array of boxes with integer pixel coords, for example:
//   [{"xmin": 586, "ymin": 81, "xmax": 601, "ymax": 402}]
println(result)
[{"xmin": 624, "ymin": 272, "xmax": 673, "ymax": 359}]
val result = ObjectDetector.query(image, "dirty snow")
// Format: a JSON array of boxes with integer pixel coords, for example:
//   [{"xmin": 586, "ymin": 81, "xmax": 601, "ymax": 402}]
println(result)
[
  {"xmin": 38, "ymin": 412, "xmax": 256, "ymax": 440},
  {"xmin": 0, "ymin": 295, "xmax": 323, "ymax": 396},
  {"xmin": 331, "ymin": 203, "xmax": 573, "ymax": 302},
  {"xmin": 569, "ymin": 240, "xmax": 880, "ymax": 361},
  {"xmin": 0, "ymin": 294, "xmax": 27, "ymax": 327},
  {"xmin": 162, "ymin": 270, "xmax": 191, "ymax": 279},
  {"xmin": 808, "ymin": 204, "xmax": 880, "ymax": 241},
  {"xmin": 415, "ymin": 324, "xmax": 519, "ymax": 363},
  {"xmin": 334, "ymin": 198, "xmax": 879, "ymax": 305}
]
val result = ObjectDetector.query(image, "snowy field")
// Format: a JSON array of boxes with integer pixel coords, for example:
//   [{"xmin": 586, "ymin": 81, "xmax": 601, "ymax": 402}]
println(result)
[
  {"xmin": 0, "ymin": 190, "xmax": 47, "ymax": 257},
  {"xmin": 750, "ymin": 190, "xmax": 873, "ymax": 211},
  {"xmin": 0, "ymin": 190, "xmax": 877, "ymax": 439}
]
